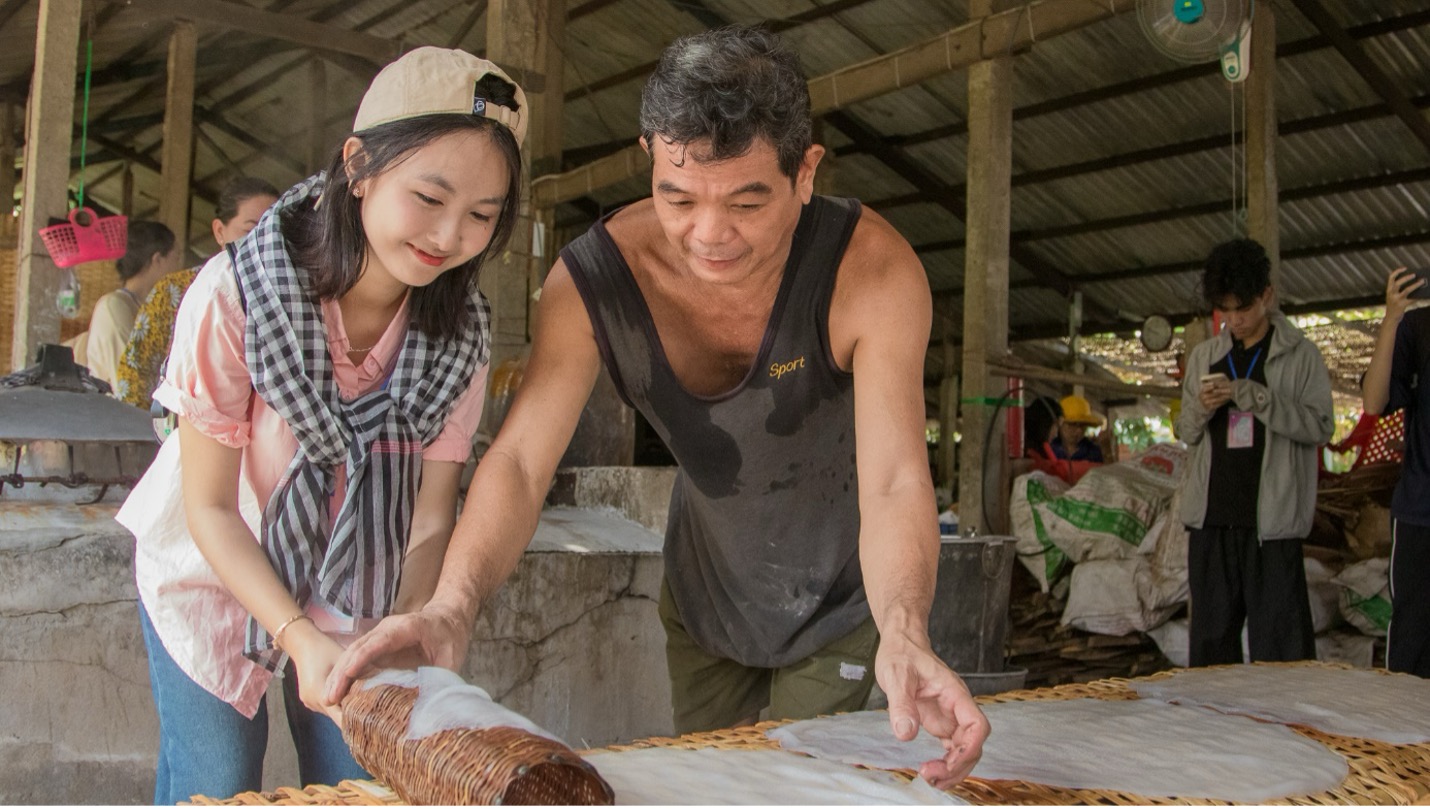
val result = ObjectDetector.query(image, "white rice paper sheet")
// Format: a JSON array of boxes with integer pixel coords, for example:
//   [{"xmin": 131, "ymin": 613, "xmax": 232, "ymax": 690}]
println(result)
[
  {"xmin": 768, "ymin": 700, "xmax": 1347, "ymax": 803},
  {"xmin": 1131, "ymin": 664, "xmax": 1430, "ymax": 744},
  {"xmin": 361, "ymin": 667, "xmax": 565, "ymax": 745},
  {"xmin": 581, "ymin": 747, "xmax": 966, "ymax": 805}
]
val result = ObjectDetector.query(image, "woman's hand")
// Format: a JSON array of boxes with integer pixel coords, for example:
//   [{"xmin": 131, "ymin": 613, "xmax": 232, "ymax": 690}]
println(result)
[{"xmin": 284, "ymin": 619, "xmax": 347, "ymax": 724}]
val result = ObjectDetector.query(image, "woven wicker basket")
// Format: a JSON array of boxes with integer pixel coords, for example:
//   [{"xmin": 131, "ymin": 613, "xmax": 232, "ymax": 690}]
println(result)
[{"xmin": 341, "ymin": 681, "xmax": 613, "ymax": 805}]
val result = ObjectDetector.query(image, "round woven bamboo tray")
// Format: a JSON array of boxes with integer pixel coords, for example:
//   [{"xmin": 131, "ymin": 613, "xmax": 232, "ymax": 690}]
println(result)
[
  {"xmin": 192, "ymin": 662, "xmax": 1430, "ymax": 805},
  {"xmin": 606, "ymin": 662, "xmax": 1430, "ymax": 806}
]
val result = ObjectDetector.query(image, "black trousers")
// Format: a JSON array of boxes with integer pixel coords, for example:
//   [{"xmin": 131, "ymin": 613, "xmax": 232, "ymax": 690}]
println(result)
[
  {"xmin": 1188, "ymin": 526, "xmax": 1316, "ymax": 667},
  {"xmin": 1389, "ymin": 519, "xmax": 1430, "ymax": 677}
]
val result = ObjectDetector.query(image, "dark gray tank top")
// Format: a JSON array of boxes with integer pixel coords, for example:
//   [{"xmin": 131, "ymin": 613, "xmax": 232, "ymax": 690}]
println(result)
[{"xmin": 562, "ymin": 196, "xmax": 869, "ymax": 667}]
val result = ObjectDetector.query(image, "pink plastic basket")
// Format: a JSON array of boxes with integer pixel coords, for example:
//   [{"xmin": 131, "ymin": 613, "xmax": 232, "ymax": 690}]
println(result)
[{"xmin": 38, "ymin": 207, "xmax": 128, "ymax": 268}]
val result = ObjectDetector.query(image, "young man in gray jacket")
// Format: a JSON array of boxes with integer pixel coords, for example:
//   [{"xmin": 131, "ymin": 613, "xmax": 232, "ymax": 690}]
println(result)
[{"xmin": 1176, "ymin": 239, "xmax": 1334, "ymax": 666}]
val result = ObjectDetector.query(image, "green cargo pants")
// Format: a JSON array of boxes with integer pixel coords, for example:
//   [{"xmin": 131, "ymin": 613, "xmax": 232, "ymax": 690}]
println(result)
[{"xmin": 658, "ymin": 577, "xmax": 880, "ymax": 734}]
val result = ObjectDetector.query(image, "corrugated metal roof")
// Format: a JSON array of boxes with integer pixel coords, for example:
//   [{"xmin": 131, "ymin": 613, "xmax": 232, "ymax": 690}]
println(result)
[{"xmin": 2, "ymin": 0, "xmax": 1427, "ymax": 358}]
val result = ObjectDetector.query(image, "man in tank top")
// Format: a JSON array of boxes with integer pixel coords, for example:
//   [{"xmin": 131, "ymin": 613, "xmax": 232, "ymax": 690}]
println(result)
[{"xmin": 330, "ymin": 26, "xmax": 989, "ymax": 787}]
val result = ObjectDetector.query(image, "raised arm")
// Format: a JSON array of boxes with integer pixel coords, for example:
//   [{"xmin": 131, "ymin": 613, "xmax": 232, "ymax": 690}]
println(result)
[
  {"xmin": 326, "ymin": 260, "xmax": 602, "ymax": 703},
  {"xmin": 1364, "ymin": 267, "xmax": 1421, "ymax": 415},
  {"xmin": 840, "ymin": 211, "xmax": 989, "ymax": 787}
]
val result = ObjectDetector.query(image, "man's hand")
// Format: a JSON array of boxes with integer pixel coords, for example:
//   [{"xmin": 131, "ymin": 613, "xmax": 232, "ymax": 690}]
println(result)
[
  {"xmin": 323, "ymin": 601, "xmax": 471, "ymax": 707},
  {"xmin": 1198, "ymin": 377, "xmax": 1232, "ymax": 412},
  {"xmin": 876, "ymin": 633, "xmax": 990, "ymax": 789}
]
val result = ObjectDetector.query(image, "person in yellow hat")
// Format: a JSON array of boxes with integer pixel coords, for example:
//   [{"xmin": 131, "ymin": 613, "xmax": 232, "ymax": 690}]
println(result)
[{"xmin": 1051, "ymin": 394, "xmax": 1106, "ymax": 463}]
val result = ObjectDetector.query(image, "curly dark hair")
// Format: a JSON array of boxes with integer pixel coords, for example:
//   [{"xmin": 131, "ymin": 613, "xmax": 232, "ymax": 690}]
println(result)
[
  {"xmin": 1201, "ymin": 238, "xmax": 1271, "ymax": 309},
  {"xmin": 640, "ymin": 25, "xmax": 812, "ymax": 181}
]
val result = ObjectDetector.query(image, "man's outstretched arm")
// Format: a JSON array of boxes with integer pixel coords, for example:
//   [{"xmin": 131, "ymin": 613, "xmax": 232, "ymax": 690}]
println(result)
[{"xmin": 840, "ymin": 210, "xmax": 990, "ymax": 788}]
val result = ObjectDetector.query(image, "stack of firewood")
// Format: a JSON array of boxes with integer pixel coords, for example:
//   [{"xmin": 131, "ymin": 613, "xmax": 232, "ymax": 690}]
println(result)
[{"xmin": 1005, "ymin": 568, "xmax": 1176, "ymax": 688}]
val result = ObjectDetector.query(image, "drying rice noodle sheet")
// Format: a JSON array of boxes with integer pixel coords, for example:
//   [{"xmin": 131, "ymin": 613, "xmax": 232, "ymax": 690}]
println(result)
[
  {"xmin": 1130, "ymin": 664, "xmax": 1430, "ymax": 744},
  {"xmin": 768, "ymin": 701, "xmax": 1347, "ymax": 803},
  {"xmin": 581, "ymin": 747, "xmax": 965, "ymax": 805}
]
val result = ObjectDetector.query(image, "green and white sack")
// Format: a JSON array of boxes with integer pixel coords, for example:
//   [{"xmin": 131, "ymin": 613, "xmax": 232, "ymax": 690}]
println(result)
[
  {"xmin": 1333, "ymin": 557, "xmax": 1391, "ymax": 637},
  {"xmin": 1010, "ymin": 471, "xmax": 1070, "ymax": 592},
  {"xmin": 1036, "ymin": 443, "xmax": 1187, "ymax": 564}
]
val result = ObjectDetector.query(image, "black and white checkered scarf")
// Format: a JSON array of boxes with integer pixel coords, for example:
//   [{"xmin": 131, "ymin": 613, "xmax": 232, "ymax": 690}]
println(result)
[{"xmin": 232, "ymin": 174, "xmax": 489, "ymax": 669}]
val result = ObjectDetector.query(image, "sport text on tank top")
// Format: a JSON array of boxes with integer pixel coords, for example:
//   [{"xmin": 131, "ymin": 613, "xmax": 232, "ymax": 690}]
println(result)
[{"xmin": 562, "ymin": 196, "xmax": 869, "ymax": 667}]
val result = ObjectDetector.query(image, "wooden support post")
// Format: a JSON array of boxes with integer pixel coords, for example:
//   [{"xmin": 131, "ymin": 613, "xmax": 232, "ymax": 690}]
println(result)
[
  {"xmin": 957, "ymin": 0, "xmax": 1014, "ymax": 536},
  {"xmin": 12, "ymin": 0, "xmax": 81, "ymax": 371},
  {"xmin": 485, "ymin": 0, "xmax": 562, "ymax": 364},
  {"xmin": 0, "ymin": 101, "xmax": 15, "ymax": 243},
  {"xmin": 308, "ymin": 58, "xmax": 326, "ymax": 174},
  {"xmin": 533, "ymin": 0, "xmax": 1135, "ymax": 207},
  {"xmin": 158, "ymin": 20, "xmax": 196, "ymax": 251},
  {"xmin": 1069, "ymin": 290, "xmax": 1084, "ymax": 396},
  {"xmin": 936, "ymin": 324, "xmax": 959, "ymax": 491},
  {"xmin": 812, "ymin": 119, "xmax": 837, "ymax": 196},
  {"xmin": 120, "ymin": 161, "xmax": 134, "ymax": 216},
  {"xmin": 1246, "ymin": 2, "xmax": 1278, "ymax": 286}
]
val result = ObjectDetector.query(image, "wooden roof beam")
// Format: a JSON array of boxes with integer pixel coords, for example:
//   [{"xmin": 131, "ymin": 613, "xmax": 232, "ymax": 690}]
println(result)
[
  {"xmin": 932, "ymin": 228, "xmax": 1430, "ymax": 314},
  {"xmin": 848, "ymin": 6, "xmax": 1430, "ymax": 153},
  {"xmin": 930, "ymin": 227, "xmax": 1430, "ymax": 312},
  {"xmin": 100, "ymin": 0, "xmax": 397, "ymax": 65},
  {"xmin": 866, "ymin": 92, "xmax": 1430, "ymax": 212},
  {"xmin": 910, "ymin": 163, "xmax": 1430, "ymax": 255},
  {"xmin": 534, "ymin": 0, "xmax": 1138, "ymax": 207},
  {"xmin": 0, "ymin": 0, "xmax": 30, "ymax": 32},
  {"xmin": 825, "ymin": 108, "xmax": 1095, "ymax": 309},
  {"xmin": 563, "ymin": 0, "xmax": 880, "ymax": 103},
  {"xmin": 1291, "ymin": 0, "xmax": 1430, "ymax": 156},
  {"xmin": 446, "ymin": 0, "xmax": 489, "ymax": 49},
  {"xmin": 86, "ymin": 132, "xmax": 219, "ymax": 205},
  {"xmin": 1010, "ymin": 291, "xmax": 1397, "ymax": 342}
]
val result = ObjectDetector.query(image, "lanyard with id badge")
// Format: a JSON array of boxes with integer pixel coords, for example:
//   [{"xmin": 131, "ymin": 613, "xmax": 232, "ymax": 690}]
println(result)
[{"xmin": 1225, "ymin": 347, "xmax": 1262, "ymax": 450}]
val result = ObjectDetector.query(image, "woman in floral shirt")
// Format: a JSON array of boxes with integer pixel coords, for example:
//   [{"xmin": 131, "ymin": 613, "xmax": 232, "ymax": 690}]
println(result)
[{"xmin": 116, "ymin": 177, "xmax": 278, "ymax": 408}]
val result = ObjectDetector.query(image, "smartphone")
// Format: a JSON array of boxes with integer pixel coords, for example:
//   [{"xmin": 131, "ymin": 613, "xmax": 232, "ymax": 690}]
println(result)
[
  {"xmin": 1411, "ymin": 271, "xmax": 1430, "ymax": 300},
  {"xmin": 1200, "ymin": 372, "xmax": 1229, "ymax": 387}
]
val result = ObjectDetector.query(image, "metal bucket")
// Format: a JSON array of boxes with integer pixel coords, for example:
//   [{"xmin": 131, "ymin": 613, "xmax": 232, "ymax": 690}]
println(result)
[{"xmin": 928, "ymin": 535, "xmax": 1017, "ymax": 674}]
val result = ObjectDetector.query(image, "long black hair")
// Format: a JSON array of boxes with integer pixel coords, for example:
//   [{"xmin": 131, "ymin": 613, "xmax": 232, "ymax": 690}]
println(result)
[{"xmin": 281, "ymin": 74, "xmax": 523, "ymax": 341}]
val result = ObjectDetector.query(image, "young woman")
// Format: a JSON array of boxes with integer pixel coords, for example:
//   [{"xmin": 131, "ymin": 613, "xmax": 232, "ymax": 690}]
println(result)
[
  {"xmin": 82, "ymin": 220, "xmax": 180, "ymax": 391},
  {"xmin": 117, "ymin": 47, "xmax": 526, "ymax": 803},
  {"xmin": 116, "ymin": 176, "xmax": 280, "ymax": 410}
]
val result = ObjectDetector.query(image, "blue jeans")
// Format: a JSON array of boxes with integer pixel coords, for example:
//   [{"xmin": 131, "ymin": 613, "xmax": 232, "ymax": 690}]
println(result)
[{"xmin": 139, "ymin": 603, "xmax": 369, "ymax": 804}]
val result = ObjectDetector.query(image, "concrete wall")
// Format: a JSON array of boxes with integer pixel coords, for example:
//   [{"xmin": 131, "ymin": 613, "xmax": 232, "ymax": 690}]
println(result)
[
  {"xmin": 547, "ymin": 465, "xmax": 678, "ymax": 535},
  {"xmin": 0, "ymin": 500, "xmax": 670, "ymax": 804}
]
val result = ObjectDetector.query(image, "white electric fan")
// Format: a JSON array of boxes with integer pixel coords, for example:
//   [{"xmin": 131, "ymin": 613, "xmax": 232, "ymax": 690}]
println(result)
[{"xmin": 1137, "ymin": 0, "xmax": 1254, "ymax": 82}]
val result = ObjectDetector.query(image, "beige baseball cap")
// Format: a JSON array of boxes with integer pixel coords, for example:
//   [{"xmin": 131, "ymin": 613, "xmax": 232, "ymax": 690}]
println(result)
[{"xmin": 353, "ymin": 46, "xmax": 528, "ymax": 147}]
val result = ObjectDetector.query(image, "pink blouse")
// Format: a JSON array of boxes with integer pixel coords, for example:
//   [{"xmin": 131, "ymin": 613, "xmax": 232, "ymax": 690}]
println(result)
[{"xmin": 118, "ymin": 251, "xmax": 487, "ymax": 718}]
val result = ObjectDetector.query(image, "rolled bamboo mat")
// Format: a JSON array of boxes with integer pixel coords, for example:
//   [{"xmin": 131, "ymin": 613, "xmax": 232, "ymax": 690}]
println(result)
[{"xmin": 338, "ymin": 680, "xmax": 612, "ymax": 805}]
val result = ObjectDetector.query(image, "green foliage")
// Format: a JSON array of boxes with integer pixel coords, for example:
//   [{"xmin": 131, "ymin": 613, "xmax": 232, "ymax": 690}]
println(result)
[{"xmin": 1112, "ymin": 416, "xmax": 1172, "ymax": 454}]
